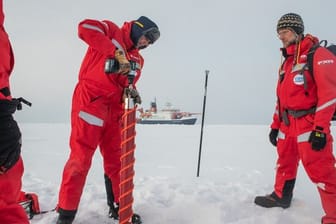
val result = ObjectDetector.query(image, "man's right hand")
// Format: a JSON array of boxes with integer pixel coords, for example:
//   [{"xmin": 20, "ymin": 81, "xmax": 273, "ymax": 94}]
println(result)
[
  {"xmin": 0, "ymin": 149, "xmax": 20, "ymax": 174},
  {"xmin": 0, "ymin": 116, "xmax": 21, "ymax": 174},
  {"xmin": 269, "ymin": 129, "xmax": 279, "ymax": 147},
  {"xmin": 114, "ymin": 49, "xmax": 130, "ymax": 74}
]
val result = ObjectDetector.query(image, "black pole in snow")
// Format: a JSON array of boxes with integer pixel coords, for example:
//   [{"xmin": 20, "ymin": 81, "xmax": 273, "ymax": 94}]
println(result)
[{"xmin": 197, "ymin": 70, "xmax": 209, "ymax": 177}]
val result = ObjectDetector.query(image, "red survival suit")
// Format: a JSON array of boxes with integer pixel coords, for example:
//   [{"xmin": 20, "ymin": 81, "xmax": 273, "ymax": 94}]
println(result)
[
  {"xmin": 271, "ymin": 34, "xmax": 336, "ymax": 223},
  {"xmin": 0, "ymin": 1, "xmax": 29, "ymax": 223},
  {"xmin": 57, "ymin": 19, "xmax": 143, "ymax": 214}
]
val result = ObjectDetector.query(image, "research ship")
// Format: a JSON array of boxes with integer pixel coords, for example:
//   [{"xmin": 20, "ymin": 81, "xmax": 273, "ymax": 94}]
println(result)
[{"xmin": 137, "ymin": 101, "xmax": 198, "ymax": 125}]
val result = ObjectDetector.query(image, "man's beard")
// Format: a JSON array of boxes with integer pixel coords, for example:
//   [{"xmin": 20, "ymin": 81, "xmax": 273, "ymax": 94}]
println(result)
[{"xmin": 137, "ymin": 45, "xmax": 148, "ymax": 50}]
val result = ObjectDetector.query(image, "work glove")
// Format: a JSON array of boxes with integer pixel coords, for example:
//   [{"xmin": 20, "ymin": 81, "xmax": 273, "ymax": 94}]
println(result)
[
  {"xmin": 124, "ymin": 88, "xmax": 142, "ymax": 104},
  {"xmin": 309, "ymin": 130, "xmax": 327, "ymax": 151},
  {"xmin": 0, "ymin": 148, "xmax": 20, "ymax": 174},
  {"xmin": 114, "ymin": 49, "xmax": 130, "ymax": 74},
  {"xmin": 0, "ymin": 117, "xmax": 22, "ymax": 174},
  {"xmin": 269, "ymin": 129, "xmax": 279, "ymax": 147}
]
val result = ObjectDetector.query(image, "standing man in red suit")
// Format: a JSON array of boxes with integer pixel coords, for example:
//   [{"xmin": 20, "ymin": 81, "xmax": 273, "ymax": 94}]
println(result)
[
  {"xmin": 255, "ymin": 13, "xmax": 336, "ymax": 224},
  {"xmin": 0, "ymin": 0, "xmax": 30, "ymax": 223},
  {"xmin": 56, "ymin": 16, "xmax": 160, "ymax": 224}
]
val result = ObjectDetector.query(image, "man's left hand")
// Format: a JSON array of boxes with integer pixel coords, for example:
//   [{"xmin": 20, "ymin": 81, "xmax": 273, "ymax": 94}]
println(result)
[
  {"xmin": 125, "ymin": 88, "xmax": 142, "ymax": 104},
  {"xmin": 309, "ymin": 130, "xmax": 327, "ymax": 151}
]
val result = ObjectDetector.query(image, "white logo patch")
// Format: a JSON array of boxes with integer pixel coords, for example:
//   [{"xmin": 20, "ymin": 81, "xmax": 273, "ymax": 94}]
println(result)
[
  {"xmin": 293, "ymin": 74, "xmax": 304, "ymax": 85},
  {"xmin": 318, "ymin": 59, "xmax": 334, "ymax": 65},
  {"xmin": 316, "ymin": 182, "xmax": 326, "ymax": 191}
]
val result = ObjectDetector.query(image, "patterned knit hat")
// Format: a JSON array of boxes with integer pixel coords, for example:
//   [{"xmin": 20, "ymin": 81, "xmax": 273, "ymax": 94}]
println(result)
[{"xmin": 277, "ymin": 13, "xmax": 304, "ymax": 35}]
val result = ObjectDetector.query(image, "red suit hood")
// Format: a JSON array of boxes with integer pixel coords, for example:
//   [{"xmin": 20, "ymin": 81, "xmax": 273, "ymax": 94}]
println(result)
[
  {"xmin": 281, "ymin": 34, "xmax": 319, "ymax": 57},
  {"xmin": 121, "ymin": 21, "xmax": 136, "ymax": 51}
]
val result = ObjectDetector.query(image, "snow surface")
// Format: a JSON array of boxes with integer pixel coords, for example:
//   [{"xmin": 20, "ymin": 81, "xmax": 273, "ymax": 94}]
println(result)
[{"xmin": 20, "ymin": 123, "xmax": 335, "ymax": 224}]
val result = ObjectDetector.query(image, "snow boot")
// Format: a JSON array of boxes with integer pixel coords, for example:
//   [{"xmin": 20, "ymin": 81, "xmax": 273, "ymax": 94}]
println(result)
[
  {"xmin": 105, "ymin": 174, "xmax": 142, "ymax": 223},
  {"xmin": 254, "ymin": 191, "xmax": 291, "ymax": 208},
  {"xmin": 255, "ymin": 179, "xmax": 295, "ymax": 209},
  {"xmin": 56, "ymin": 208, "xmax": 76, "ymax": 224},
  {"xmin": 108, "ymin": 203, "xmax": 119, "ymax": 219},
  {"xmin": 56, "ymin": 215, "xmax": 74, "ymax": 224},
  {"xmin": 105, "ymin": 174, "xmax": 118, "ymax": 219},
  {"xmin": 108, "ymin": 203, "xmax": 142, "ymax": 223},
  {"xmin": 131, "ymin": 213, "xmax": 142, "ymax": 224}
]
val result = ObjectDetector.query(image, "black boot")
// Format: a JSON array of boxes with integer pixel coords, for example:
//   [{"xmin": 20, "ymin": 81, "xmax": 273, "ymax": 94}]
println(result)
[
  {"xmin": 104, "ymin": 174, "xmax": 115, "ymax": 207},
  {"xmin": 108, "ymin": 203, "xmax": 142, "ymax": 223},
  {"xmin": 105, "ymin": 174, "xmax": 118, "ymax": 219},
  {"xmin": 132, "ymin": 213, "xmax": 142, "ymax": 224},
  {"xmin": 254, "ymin": 179, "xmax": 295, "ymax": 209},
  {"xmin": 104, "ymin": 174, "xmax": 142, "ymax": 223},
  {"xmin": 56, "ymin": 216, "xmax": 74, "ymax": 224},
  {"xmin": 108, "ymin": 203, "xmax": 119, "ymax": 219},
  {"xmin": 56, "ymin": 208, "xmax": 76, "ymax": 224},
  {"xmin": 254, "ymin": 191, "xmax": 291, "ymax": 208}
]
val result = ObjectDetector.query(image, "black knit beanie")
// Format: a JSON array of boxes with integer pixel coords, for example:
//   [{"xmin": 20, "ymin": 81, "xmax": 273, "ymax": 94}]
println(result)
[
  {"xmin": 131, "ymin": 16, "xmax": 160, "ymax": 45},
  {"xmin": 277, "ymin": 13, "xmax": 304, "ymax": 35}
]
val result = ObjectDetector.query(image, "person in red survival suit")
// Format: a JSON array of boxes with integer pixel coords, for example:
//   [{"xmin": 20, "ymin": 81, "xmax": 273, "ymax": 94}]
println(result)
[
  {"xmin": 254, "ymin": 13, "xmax": 336, "ymax": 224},
  {"xmin": 56, "ymin": 16, "xmax": 160, "ymax": 224},
  {"xmin": 0, "ymin": 1, "xmax": 30, "ymax": 223}
]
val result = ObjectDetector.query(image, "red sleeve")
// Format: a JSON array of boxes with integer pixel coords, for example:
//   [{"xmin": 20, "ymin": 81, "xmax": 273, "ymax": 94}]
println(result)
[
  {"xmin": 78, "ymin": 19, "xmax": 123, "ymax": 57},
  {"xmin": 270, "ymin": 102, "xmax": 281, "ymax": 129},
  {"xmin": 0, "ymin": 0, "xmax": 13, "ymax": 100},
  {"xmin": 270, "ymin": 78, "xmax": 281, "ymax": 129},
  {"xmin": 313, "ymin": 47, "xmax": 336, "ymax": 130}
]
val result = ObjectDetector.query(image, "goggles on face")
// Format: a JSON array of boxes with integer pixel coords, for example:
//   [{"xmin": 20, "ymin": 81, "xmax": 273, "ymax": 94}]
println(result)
[{"xmin": 143, "ymin": 27, "xmax": 160, "ymax": 44}]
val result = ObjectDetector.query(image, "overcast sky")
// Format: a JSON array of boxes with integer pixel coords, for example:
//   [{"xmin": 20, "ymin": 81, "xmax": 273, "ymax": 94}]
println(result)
[{"xmin": 3, "ymin": 0, "xmax": 336, "ymax": 124}]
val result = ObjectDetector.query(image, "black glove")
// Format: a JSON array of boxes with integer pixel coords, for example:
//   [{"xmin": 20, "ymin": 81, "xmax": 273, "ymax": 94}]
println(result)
[
  {"xmin": 0, "ymin": 117, "xmax": 22, "ymax": 174},
  {"xmin": 269, "ymin": 129, "xmax": 279, "ymax": 147},
  {"xmin": 309, "ymin": 130, "xmax": 327, "ymax": 151},
  {"xmin": 125, "ymin": 88, "xmax": 142, "ymax": 104},
  {"xmin": 0, "ymin": 147, "xmax": 21, "ymax": 174}
]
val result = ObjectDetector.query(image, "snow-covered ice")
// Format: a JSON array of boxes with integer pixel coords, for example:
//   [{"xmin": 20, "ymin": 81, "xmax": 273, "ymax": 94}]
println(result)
[{"xmin": 20, "ymin": 123, "xmax": 332, "ymax": 224}]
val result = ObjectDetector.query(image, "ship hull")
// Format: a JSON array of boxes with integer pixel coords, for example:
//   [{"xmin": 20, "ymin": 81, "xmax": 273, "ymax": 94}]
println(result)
[{"xmin": 137, "ymin": 117, "xmax": 197, "ymax": 125}]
